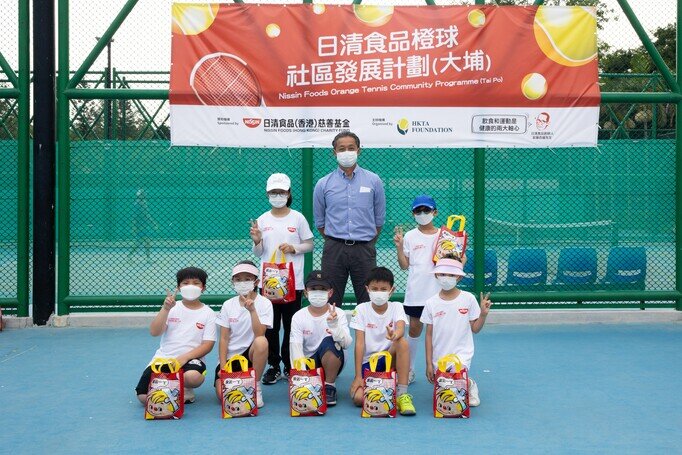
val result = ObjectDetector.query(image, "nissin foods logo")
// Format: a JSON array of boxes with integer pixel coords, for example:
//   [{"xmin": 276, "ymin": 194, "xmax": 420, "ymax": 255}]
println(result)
[
  {"xmin": 396, "ymin": 118, "xmax": 453, "ymax": 135},
  {"xmin": 397, "ymin": 118, "xmax": 409, "ymax": 135},
  {"xmin": 243, "ymin": 118, "xmax": 262, "ymax": 128}
]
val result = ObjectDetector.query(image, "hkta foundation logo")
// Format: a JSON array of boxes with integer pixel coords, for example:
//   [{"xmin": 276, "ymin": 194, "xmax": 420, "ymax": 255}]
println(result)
[{"xmin": 397, "ymin": 117, "xmax": 409, "ymax": 135}]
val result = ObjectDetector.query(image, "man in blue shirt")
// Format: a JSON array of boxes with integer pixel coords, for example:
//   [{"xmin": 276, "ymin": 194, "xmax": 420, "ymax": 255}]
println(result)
[{"xmin": 313, "ymin": 131, "xmax": 386, "ymax": 306}]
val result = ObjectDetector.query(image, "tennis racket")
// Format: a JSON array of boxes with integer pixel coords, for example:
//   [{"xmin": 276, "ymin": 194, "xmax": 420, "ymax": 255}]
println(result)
[{"xmin": 189, "ymin": 52, "xmax": 264, "ymax": 106}]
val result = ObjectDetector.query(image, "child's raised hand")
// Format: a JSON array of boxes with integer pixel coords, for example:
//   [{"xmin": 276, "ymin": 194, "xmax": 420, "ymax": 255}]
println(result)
[
  {"xmin": 249, "ymin": 219, "xmax": 262, "ymax": 244},
  {"xmin": 480, "ymin": 292, "xmax": 492, "ymax": 315},
  {"xmin": 385, "ymin": 324, "xmax": 396, "ymax": 341},
  {"xmin": 243, "ymin": 297, "xmax": 256, "ymax": 312},
  {"xmin": 393, "ymin": 226, "xmax": 404, "ymax": 248},
  {"xmin": 327, "ymin": 303, "xmax": 338, "ymax": 324},
  {"xmin": 163, "ymin": 288, "xmax": 178, "ymax": 310}
]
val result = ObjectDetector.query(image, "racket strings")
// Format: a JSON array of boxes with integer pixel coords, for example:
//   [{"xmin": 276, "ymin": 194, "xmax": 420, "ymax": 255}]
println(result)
[{"xmin": 193, "ymin": 56, "xmax": 260, "ymax": 106}]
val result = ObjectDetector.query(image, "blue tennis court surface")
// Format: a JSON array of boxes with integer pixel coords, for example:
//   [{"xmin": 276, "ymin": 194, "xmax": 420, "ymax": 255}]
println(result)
[{"xmin": 1, "ymin": 323, "xmax": 681, "ymax": 453}]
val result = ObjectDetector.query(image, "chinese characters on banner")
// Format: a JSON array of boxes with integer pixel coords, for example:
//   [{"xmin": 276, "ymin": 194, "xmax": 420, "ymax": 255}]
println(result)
[{"xmin": 170, "ymin": 4, "xmax": 599, "ymax": 148}]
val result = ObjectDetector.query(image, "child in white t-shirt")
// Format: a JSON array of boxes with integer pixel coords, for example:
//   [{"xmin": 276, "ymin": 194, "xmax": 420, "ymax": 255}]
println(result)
[
  {"xmin": 421, "ymin": 258, "xmax": 492, "ymax": 406},
  {"xmin": 289, "ymin": 270, "xmax": 352, "ymax": 407},
  {"xmin": 214, "ymin": 261, "xmax": 274, "ymax": 407},
  {"xmin": 250, "ymin": 173, "xmax": 314, "ymax": 385},
  {"xmin": 135, "ymin": 267, "xmax": 217, "ymax": 405},
  {"xmin": 349, "ymin": 267, "xmax": 415, "ymax": 415}
]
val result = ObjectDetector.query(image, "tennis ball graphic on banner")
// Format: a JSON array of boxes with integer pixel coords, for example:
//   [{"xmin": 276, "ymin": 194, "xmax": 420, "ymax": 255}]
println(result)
[
  {"xmin": 533, "ymin": 6, "xmax": 597, "ymax": 67},
  {"xmin": 354, "ymin": 5, "xmax": 394, "ymax": 27},
  {"xmin": 313, "ymin": 4, "xmax": 326, "ymax": 15},
  {"xmin": 171, "ymin": 4, "xmax": 220, "ymax": 36},
  {"xmin": 397, "ymin": 118, "xmax": 409, "ymax": 135},
  {"xmin": 467, "ymin": 9, "xmax": 486, "ymax": 28},
  {"xmin": 266, "ymin": 23, "xmax": 281, "ymax": 38},
  {"xmin": 521, "ymin": 73, "xmax": 547, "ymax": 100}
]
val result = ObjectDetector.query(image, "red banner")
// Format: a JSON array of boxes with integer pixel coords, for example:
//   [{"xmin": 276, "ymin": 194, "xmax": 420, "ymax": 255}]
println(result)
[{"xmin": 170, "ymin": 4, "xmax": 599, "ymax": 148}]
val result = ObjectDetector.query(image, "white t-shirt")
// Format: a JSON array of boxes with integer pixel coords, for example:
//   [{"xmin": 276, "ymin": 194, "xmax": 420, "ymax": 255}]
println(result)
[
  {"xmin": 403, "ymin": 228, "xmax": 440, "ymax": 307},
  {"xmin": 216, "ymin": 295, "xmax": 274, "ymax": 358},
  {"xmin": 420, "ymin": 291, "xmax": 481, "ymax": 369},
  {"xmin": 257, "ymin": 210, "xmax": 314, "ymax": 290},
  {"xmin": 151, "ymin": 302, "xmax": 217, "ymax": 363},
  {"xmin": 290, "ymin": 307, "xmax": 351, "ymax": 357},
  {"xmin": 350, "ymin": 301, "xmax": 409, "ymax": 364}
]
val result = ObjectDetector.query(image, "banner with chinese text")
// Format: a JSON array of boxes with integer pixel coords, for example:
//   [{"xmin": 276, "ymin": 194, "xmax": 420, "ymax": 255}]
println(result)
[{"xmin": 170, "ymin": 4, "xmax": 599, "ymax": 148}]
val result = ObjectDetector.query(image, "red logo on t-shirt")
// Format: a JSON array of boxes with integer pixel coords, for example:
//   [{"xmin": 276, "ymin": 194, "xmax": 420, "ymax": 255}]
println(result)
[
  {"xmin": 302, "ymin": 330, "xmax": 313, "ymax": 336},
  {"xmin": 168, "ymin": 317, "xmax": 180, "ymax": 323},
  {"xmin": 262, "ymin": 227, "xmax": 274, "ymax": 232},
  {"xmin": 366, "ymin": 323, "xmax": 377, "ymax": 329},
  {"xmin": 414, "ymin": 244, "xmax": 426, "ymax": 250},
  {"xmin": 229, "ymin": 317, "xmax": 239, "ymax": 323},
  {"xmin": 458, "ymin": 308, "xmax": 468, "ymax": 315},
  {"xmin": 288, "ymin": 227, "xmax": 297, "ymax": 232},
  {"xmin": 434, "ymin": 311, "xmax": 447, "ymax": 318},
  {"xmin": 196, "ymin": 322, "xmax": 205, "ymax": 329}
]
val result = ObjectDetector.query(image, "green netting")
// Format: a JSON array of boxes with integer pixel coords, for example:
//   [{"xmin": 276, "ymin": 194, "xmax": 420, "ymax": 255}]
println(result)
[
  {"xmin": 0, "ymin": 139, "xmax": 18, "ymax": 307},
  {"xmin": 67, "ymin": 137, "xmax": 676, "ymax": 307}
]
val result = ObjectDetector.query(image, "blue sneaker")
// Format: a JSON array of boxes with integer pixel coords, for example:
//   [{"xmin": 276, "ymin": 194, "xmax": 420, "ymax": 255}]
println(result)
[{"xmin": 325, "ymin": 384, "xmax": 337, "ymax": 406}]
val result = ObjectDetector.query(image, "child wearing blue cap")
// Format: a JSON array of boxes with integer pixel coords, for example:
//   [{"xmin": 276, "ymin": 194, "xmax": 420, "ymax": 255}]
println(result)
[{"xmin": 393, "ymin": 194, "xmax": 440, "ymax": 384}]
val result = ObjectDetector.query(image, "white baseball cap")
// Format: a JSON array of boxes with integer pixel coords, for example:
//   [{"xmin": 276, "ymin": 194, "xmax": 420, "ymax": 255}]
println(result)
[
  {"xmin": 432, "ymin": 258, "xmax": 466, "ymax": 276},
  {"xmin": 266, "ymin": 173, "xmax": 291, "ymax": 192}
]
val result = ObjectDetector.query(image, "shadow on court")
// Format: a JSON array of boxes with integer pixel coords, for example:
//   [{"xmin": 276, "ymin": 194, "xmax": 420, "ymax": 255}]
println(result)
[{"xmin": 1, "ymin": 324, "xmax": 681, "ymax": 453}]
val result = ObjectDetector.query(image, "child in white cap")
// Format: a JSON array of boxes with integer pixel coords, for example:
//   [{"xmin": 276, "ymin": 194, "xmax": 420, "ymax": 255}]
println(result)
[
  {"xmin": 214, "ymin": 260, "xmax": 274, "ymax": 407},
  {"xmin": 250, "ymin": 173, "xmax": 314, "ymax": 385},
  {"xmin": 420, "ymin": 258, "xmax": 492, "ymax": 406}
]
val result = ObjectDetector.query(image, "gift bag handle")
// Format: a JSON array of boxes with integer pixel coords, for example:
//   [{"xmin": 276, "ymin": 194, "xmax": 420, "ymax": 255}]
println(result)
[
  {"xmin": 268, "ymin": 250, "xmax": 288, "ymax": 264},
  {"xmin": 224, "ymin": 354, "xmax": 249, "ymax": 373},
  {"xmin": 437, "ymin": 354, "xmax": 463, "ymax": 373},
  {"xmin": 446, "ymin": 215, "xmax": 466, "ymax": 232},
  {"xmin": 150, "ymin": 357, "xmax": 181, "ymax": 374},
  {"xmin": 368, "ymin": 350, "xmax": 392, "ymax": 372},
  {"xmin": 293, "ymin": 357, "xmax": 316, "ymax": 371}
]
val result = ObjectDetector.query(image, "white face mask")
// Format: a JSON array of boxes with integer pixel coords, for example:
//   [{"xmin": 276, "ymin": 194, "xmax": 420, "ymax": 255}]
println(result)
[
  {"xmin": 180, "ymin": 284, "xmax": 202, "ymax": 301},
  {"xmin": 336, "ymin": 151, "xmax": 358, "ymax": 168},
  {"xmin": 307, "ymin": 290, "xmax": 329, "ymax": 307},
  {"xmin": 233, "ymin": 281, "xmax": 255, "ymax": 296},
  {"xmin": 269, "ymin": 194, "xmax": 288, "ymax": 208},
  {"xmin": 437, "ymin": 276, "xmax": 459, "ymax": 291},
  {"xmin": 415, "ymin": 213, "xmax": 434, "ymax": 226},
  {"xmin": 369, "ymin": 291, "xmax": 390, "ymax": 306}
]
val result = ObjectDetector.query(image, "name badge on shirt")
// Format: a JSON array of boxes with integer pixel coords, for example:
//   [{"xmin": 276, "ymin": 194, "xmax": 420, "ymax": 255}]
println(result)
[{"xmin": 359, "ymin": 186, "xmax": 372, "ymax": 193}]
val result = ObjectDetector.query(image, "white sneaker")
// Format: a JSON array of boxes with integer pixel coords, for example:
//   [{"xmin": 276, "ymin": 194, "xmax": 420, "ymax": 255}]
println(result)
[
  {"xmin": 256, "ymin": 389, "xmax": 264, "ymax": 408},
  {"xmin": 468, "ymin": 378, "xmax": 480, "ymax": 407},
  {"xmin": 184, "ymin": 387, "xmax": 196, "ymax": 404},
  {"xmin": 408, "ymin": 369, "xmax": 416, "ymax": 385}
]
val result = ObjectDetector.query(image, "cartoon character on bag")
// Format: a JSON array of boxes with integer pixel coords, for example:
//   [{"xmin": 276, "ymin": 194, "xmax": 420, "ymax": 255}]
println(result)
[
  {"xmin": 146, "ymin": 388, "xmax": 180, "ymax": 418},
  {"xmin": 263, "ymin": 273, "xmax": 288, "ymax": 300},
  {"xmin": 223, "ymin": 386, "xmax": 256, "ymax": 417},
  {"xmin": 290, "ymin": 384, "xmax": 324, "ymax": 416},
  {"xmin": 362, "ymin": 387, "xmax": 395, "ymax": 417},
  {"xmin": 435, "ymin": 387, "xmax": 468, "ymax": 417}
]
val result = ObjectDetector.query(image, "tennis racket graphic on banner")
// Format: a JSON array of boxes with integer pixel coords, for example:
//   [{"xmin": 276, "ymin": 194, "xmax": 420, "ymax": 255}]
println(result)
[{"xmin": 189, "ymin": 52, "xmax": 264, "ymax": 106}]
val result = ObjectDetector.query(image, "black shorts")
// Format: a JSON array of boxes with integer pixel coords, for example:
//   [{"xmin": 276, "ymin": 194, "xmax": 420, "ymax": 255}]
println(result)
[
  {"xmin": 213, "ymin": 345, "xmax": 253, "ymax": 385},
  {"xmin": 135, "ymin": 358, "xmax": 207, "ymax": 395},
  {"xmin": 403, "ymin": 305, "xmax": 425, "ymax": 319}
]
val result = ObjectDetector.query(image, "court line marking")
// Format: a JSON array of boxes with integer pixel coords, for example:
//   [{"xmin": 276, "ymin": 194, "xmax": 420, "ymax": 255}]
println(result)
[{"xmin": 1, "ymin": 345, "xmax": 36, "ymax": 363}]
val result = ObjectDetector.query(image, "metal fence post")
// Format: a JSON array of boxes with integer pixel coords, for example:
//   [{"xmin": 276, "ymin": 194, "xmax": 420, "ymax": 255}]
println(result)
[
  {"xmin": 676, "ymin": 0, "xmax": 682, "ymax": 311},
  {"xmin": 57, "ymin": 0, "xmax": 70, "ymax": 315},
  {"xmin": 16, "ymin": 0, "xmax": 30, "ymax": 317},
  {"xmin": 472, "ymin": 0, "xmax": 486, "ymax": 296}
]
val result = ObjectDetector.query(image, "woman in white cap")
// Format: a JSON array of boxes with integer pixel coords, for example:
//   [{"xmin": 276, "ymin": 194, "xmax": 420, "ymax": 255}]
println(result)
[
  {"xmin": 249, "ymin": 173, "xmax": 314, "ymax": 385},
  {"xmin": 420, "ymin": 258, "xmax": 492, "ymax": 407}
]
